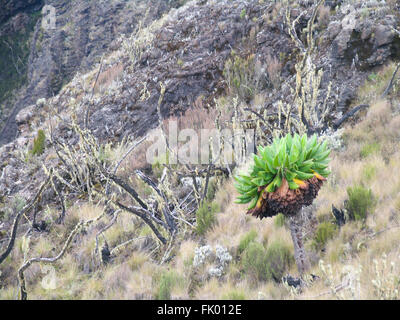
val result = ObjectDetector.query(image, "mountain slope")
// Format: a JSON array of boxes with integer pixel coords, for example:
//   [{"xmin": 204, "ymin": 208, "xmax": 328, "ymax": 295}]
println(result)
[{"xmin": 0, "ymin": 0, "xmax": 400, "ymax": 300}]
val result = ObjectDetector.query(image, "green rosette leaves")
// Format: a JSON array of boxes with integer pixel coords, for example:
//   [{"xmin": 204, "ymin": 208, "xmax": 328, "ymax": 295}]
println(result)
[{"xmin": 234, "ymin": 133, "xmax": 331, "ymax": 210}]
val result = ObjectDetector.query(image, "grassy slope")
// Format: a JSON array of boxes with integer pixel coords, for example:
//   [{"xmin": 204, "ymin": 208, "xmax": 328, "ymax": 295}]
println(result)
[{"xmin": 2, "ymin": 62, "xmax": 400, "ymax": 300}]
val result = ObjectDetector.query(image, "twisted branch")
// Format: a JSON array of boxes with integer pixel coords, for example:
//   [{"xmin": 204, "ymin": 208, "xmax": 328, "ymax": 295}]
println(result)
[{"xmin": 0, "ymin": 173, "xmax": 52, "ymax": 265}]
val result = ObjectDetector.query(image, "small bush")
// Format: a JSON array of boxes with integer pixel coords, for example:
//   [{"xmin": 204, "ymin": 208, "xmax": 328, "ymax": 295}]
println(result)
[
  {"xmin": 154, "ymin": 271, "xmax": 182, "ymax": 300},
  {"xmin": 264, "ymin": 241, "xmax": 293, "ymax": 282},
  {"xmin": 368, "ymin": 72, "xmax": 378, "ymax": 82},
  {"xmin": 241, "ymin": 241, "xmax": 293, "ymax": 283},
  {"xmin": 345, "ymin": 185, "xmax": 377, "ymax": 221},
  {"xmin": 238, "ymin": 229, "xmax": 257, "ymax": 255},
  {"xmin": 274, "ymin": 213, "xmax": 285, "ymax": 228},
  {"xmin": 222, "ymin": 290, "xmax": 246, "ymax": 300},
  {"xmin": 241, "ymin": 242, "xmax": 268, "ymax": 282},
  {"xmin": 30, "ymin": 129, "xmax": 46, "ymax": 156},
  {"xmin": 312, "ymin": 221, "xmax": 337, "ymax": 251},
  {"xmin": 195, "ymin": 201, "xmax": 219, "ymax": 236},
  {"xmin": 223, "ymin": 53, "xmax": 266, "ymax": 102},
  {"xmin": 360, "ymin": 142, "xmax": 380, "ymax": 158}
]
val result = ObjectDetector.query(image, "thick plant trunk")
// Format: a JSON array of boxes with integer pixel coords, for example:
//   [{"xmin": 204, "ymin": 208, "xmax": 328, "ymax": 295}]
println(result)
[{"xmin": 289, "ymin": 208, "xmax": 310, "ymax": 275}]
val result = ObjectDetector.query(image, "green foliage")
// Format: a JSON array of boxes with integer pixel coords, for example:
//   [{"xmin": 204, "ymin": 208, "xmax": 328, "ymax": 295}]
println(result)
[
  {"xmin": 241, "ymin": 240, "xmax": 293, "ymax": 283},
  {"xmin": 223, "ymin": 53, "xmax": 264, "ymax": 102},
  {"xmin": 151, "ymin": 160, "xmax": 164, "ymax": 180},
  {"xmin": 29, "ymin": 130, "xmax": 46, "ymax": 156},
  {"xmin": 241, "ymin": 242, "xmax": 267, "ymax": 282},
  {"xmin": 240, "ymin": 9, "xmax": 246, "ymax": 19},
  {"xmin": 195, "ymin": 201, "xmax": 219, "ymax": 236},
  {"xmin": 264, "ymin": 241, "xmax": 293, "ymax": 282},
  {"xmin": 345, "ymin": 185, "xmax": 377, "ymax": 221},
  {"xmin": 312, "ymin": 221, "xmax": 337, "ymax": 250},
  {"xmin": 234, "ymin": 133, "xmax": 331, "ymax": 210},
  {"xmin": 274, "ymin": 213, "xmax": 285, "ymax": 228},
  {"xmin": 238, "ymin": 229, "xmax": 257, "ymax": 255},
  {"xmin": 222, "ymin": 290, "xmax": 246, "ymax": 300},
  {"xmin": 154, "ymin": 271, "xmax": 182, "ymax": 300},
  {"xmin": 360, "ymin": 142, "xmax": 380, "ymax": 158},
  {"xmin": 368, "ymin": 72, "xmax": 378, "ymax": 82}
]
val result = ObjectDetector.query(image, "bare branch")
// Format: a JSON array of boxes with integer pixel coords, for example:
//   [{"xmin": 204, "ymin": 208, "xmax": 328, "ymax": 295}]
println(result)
[
  {"xmin": 113, "ymin": 201, "xmax": 167, "ymax": 245},
  {"xmin": 0, "ymin": 174, "xmax": 52, "ymax": 265},
  {"xmin": 18, "ymin": 210, "xmax": 104, "ymax": 300},
  {"xmin": 105, "ymin": 135, "xmax": 147, "ymax": 195},
  {"xmin": 110, "ymin": 236, "xmax": 148, "ymax": 257},
  {"xmin": 333, "ymin": 104, "xmax": 369, "ymax": 129},
  {"xmin": 381, "ymin": 62, "xmax": 400, "ymax": 98}
]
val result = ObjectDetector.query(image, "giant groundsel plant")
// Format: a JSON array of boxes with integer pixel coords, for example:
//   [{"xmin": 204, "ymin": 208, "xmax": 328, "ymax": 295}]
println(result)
[{"xmin": 234, "ymin": 133, "xmax": 331, "ymax": 275}]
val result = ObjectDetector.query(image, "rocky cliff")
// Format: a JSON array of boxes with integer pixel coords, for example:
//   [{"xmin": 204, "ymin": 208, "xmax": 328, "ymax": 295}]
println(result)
[
  {"xmin": 0, "ymin": 0, "xmax": 43, "ymax": 25},
  {"xmin": 0, "ymin": 0, "xmax": 181, "ymax": 145}
]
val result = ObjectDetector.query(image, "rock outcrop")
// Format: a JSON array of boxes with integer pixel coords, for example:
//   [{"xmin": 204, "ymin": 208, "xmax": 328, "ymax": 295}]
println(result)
[
  {"xmin": 330, "ymin": 2, "xmax": 400, "ymax": 69},
  {"xmin": 0, "ymin": 0, "xmax": 179, "ymax": 145}
]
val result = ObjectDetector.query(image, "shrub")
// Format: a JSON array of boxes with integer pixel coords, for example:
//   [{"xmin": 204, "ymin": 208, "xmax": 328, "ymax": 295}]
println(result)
[
  {"xmin": 264, "ymin": 241, "xmax": 293, "ymax": 282},
  {"xmin": 345, "ymin": 185, "xmax": 377, "ymax": 221},
  {"xmin": 154, "ymin": 271, "xmax": 182, "ymax": 300},
  {"xmin": 30, "ymin": 129, "xmax": 46, "ymax": 156},
  {"xmin": 241, "ymin": 240, "xmax": 293, "ymax": 283},
  {"xmin": 195, "ymin": 201, "xmax": 218, "ymax": 236},
  {"xmin": 223, "ymin": 53, "xmax": 265, "ymax": 102},
  {"xmin": 312, "ymin": 221, "xmax": 337, "ymax": 250},
  {"xmin": 368, "ymin": 72, "xmax": 378, "ymax": 82},
  {"xmin": 274, "ymin": 213, "xmax": 285, "ymax": 228},
  {"xmin": 222, "ymin": 290, "xmax": 246, "ymax": 300},
  {"xmin": 205, "ymin": 177, "xmax": 219, "ymax": 201},
  {"xmin": 241, "ymin": 242, "xmax": 268, "ymax": 282},
  {"xmin": 238, "ymin": 229, "xmax": 257, "ymax": 254}
]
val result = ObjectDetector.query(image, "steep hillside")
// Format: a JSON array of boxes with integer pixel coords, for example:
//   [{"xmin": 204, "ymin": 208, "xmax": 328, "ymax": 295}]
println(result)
[
  {"xmin": 1, "ymin": 0, "xmax": 400, "ymax": 300},
  {"xmin": 0, "ymin": 0, "xmax": 181, "ymax": 145}
]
